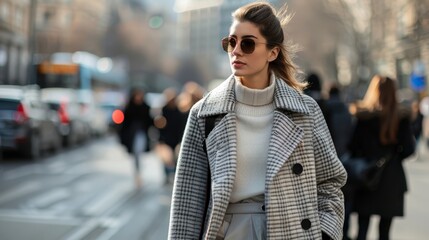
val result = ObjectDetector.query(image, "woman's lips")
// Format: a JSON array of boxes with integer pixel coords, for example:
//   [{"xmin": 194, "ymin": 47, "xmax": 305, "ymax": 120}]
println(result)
[{"xmin": 232, "ymin": 61, "xmax": 245, "ymax": 68}]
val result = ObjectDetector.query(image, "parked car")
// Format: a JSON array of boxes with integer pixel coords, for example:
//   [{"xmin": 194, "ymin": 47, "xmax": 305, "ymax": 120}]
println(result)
[
  {"xmin": 92, "ymin": 105, "xmax": 109, "ymax": 137},
  {"xmin": 79, "ymin": 90, "xmax": 108, "ymax": 137},
  {"xmin": 0, "ymin": 85, "xmax": 62, "ymax": 158},
  {"xmin": 40, "ymin": 88, "xmax": 90, "ymax": 146}
]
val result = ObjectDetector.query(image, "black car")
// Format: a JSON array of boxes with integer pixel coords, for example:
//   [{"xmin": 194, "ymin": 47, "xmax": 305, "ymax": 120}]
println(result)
[{"xmin": 0, "ymin": 85, "xmax": 62, "ymax": 159}]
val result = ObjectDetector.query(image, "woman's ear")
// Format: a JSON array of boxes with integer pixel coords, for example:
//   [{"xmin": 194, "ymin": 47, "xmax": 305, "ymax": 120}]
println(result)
[{"xmin": 268, "ymin": 47, "xmax": 280, "ymax": 62}]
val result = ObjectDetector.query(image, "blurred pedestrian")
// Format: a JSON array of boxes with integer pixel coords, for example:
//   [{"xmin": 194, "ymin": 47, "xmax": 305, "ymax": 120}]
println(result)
[
  {"xmin": 347, "ymin": 75, "xmax": 416, "ymax": 240},
  {"xmin": 304, "ymin": 72, "xmax": 328, "ymax": 119},
  {"xmin": 120, "ymin": 88, "xmax": 153, "ymax": 189},
  {"xmin": 324, "ymin": 85, "xmax": 354, "ymax": 240},
  {"xmin": 155, "ymin": 88, "xmax": 186, "ymax": 184},
  {"xmin": 183, "ymin": 81, "xmax": 205, "ymax": 105},
  {"xmin": 177, "ymin": 81, "xmax": 204, "ymax": 119},
  {"xmin": 411, "ymin": 99, "xmax": 424, "ymax": 142},
  {"xmin": 169, "ymin": 2, "xmax": 347, "ymax": 240},
  {"xmin": 304, "ymin": 72, "xmax": 323, "ymax": 99},
  {"xmin": 325, "ymin": 85, "xmax": 354, "ymax": 157}
]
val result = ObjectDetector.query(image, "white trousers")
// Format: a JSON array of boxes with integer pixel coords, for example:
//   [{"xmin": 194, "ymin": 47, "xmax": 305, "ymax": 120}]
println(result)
[{"xmin": 216, "ymin": 202, "xmax": 267, "ymax": 240}]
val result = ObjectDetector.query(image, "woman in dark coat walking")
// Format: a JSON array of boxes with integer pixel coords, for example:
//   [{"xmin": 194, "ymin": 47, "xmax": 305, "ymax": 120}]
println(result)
[
  {"xmin": 157, "ymin": 88, "xmax": 187, "ymax": 182},
  {"xmin": 120, "ymin": 88, "xmax": 153, "ymax": 188},
  {"xmin": 348, "ymin": 75, "xmax": 416, "ymax": 240}
]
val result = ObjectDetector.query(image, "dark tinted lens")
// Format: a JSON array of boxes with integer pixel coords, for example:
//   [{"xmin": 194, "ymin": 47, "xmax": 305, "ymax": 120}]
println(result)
[
  {"xmin": 222, "ymin": 37, "xmax": 236, "ymax": 52},
  {"xmin": 229, "ymin": 38, "xmax": 237, "ymax": 51},
  {"xmin": 221, "ymin": 38, "xmax": 229, "ymax": 52},
  {"xmin": 240, "ymin": 39, "xmax": 256, "ymax": 54}
]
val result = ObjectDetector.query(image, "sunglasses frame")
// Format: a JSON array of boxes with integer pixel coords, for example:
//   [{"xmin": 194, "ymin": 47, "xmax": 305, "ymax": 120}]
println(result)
[{"xmin": 221, "ymin": 37, "xmax": 269, "ymax": 54}]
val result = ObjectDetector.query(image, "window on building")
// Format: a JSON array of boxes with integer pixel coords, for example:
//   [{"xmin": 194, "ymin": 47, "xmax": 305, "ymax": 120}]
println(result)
[
  {"xmin": 60, "ymin": 12, "xmax": 72, "ymax": 27},
  {"xmin": 16, "ymin": 8, "xmax": 24, "ymax": 28},
  {"xmin": 0, "ymin": 2, "xmax": 10, "ymax": 21},
  {"xmin": 44, "ymin": 11, "xmax": 54, "ymax": 25},
  {"xmin": 397, "ymin": 2, "xmax": 416, "ymax": 38},
  {"xmin": 0, "ymin": 45, "xmax": 7, "ymax": 84}
]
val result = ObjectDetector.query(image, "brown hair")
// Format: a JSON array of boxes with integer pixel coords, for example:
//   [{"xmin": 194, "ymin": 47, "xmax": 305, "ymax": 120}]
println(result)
[
  {"xmin": 358, "ymin": 75, "xmax": 399, "ymax": 144},
  {"xmin": 232, "ymin": 2, "xmax": 306, "ymax": 91}
]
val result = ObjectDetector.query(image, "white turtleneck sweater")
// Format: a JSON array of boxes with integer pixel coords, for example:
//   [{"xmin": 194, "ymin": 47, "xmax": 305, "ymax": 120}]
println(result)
[{"xmin": 230, "ymin": 75, "xmax": 275, "ymax": 203}]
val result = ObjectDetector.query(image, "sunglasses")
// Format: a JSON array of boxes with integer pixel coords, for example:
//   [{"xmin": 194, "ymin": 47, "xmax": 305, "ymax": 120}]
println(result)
[{"xmin": 221, "ymin": 37, "xmax": 268, "ymax": 54}]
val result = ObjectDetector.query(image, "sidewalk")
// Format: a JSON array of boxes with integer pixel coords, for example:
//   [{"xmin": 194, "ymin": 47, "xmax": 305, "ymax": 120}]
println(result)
[{"xmin": 105, "ymin": 150, "xmax": 172, "ymax": 240}]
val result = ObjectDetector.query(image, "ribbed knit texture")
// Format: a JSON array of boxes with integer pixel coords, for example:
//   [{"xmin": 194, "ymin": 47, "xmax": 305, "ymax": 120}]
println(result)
[{"xmin": 230, "ymin": 75, "xmax": 275, "ymax": 203}]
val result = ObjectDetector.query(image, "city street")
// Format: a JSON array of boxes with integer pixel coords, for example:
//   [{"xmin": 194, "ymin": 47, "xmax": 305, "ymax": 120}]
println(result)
[
  {"xmin": 0, "ymin": 135, "xmax": 428, "ymax": 240},
  {"xmin": 0, "ymin": 136, "xmax": 172, "ymax": 240}
]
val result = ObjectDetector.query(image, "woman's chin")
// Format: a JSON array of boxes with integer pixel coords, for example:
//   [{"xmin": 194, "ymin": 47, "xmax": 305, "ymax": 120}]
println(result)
[{"xmin": 231, "ymin": 69, "xmax": 246, "ymax": 77}]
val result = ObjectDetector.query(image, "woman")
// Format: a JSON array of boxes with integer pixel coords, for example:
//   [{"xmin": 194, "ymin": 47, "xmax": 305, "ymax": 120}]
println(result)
[
  {"xmin": 348, "ymin": 75, "xmax": 415, "ymax": 240},
  {"xmin": 168, "ymin": 2, "xmax": 346, "ymax": 240},
  {"xmin": 120, "ymin": 88, "xmax": 153, "ymax": 188},
  {"xmin": 156, "ymin": 88, "xmax": 187, "ymax": 183}
]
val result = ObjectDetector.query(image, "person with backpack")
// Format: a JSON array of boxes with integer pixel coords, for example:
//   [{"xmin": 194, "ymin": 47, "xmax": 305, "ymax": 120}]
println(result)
[{"xmin": 168, "ymin": 2, "xmax": 347, "ymax": 239}]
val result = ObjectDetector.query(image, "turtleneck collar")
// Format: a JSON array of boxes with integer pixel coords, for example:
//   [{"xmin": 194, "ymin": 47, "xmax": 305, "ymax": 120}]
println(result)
[{"xmin": 235, "ymin": 73, "xmax": 275, "ymax": 106}]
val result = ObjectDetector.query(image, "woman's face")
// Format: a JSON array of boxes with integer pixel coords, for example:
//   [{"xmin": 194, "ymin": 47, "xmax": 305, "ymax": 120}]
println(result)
[
  {"xmin": 133, "ymin": 92, "xmax": 144, "ymax": 104},
  {"xmin": 227, "ymin": 20, "xmax": 278, "ymax": 88}
]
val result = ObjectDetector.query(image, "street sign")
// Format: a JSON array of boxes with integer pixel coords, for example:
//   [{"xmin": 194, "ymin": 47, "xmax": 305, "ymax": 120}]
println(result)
[
  {"xmin": 410, "ymin": 73, "xmax": 426, "ymax": 92},
  {"xmin": 410, "ymin": 60, "xmax": 426, "ymax": 92}
]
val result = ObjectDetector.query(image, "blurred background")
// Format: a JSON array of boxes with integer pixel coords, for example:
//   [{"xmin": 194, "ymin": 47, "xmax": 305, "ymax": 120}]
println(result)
[
  {"xmin": 1, "ymin": 0, "xmax": 428, "ymax": 93},
  {"xmin": 0, "ymin": 0, "xmax": 429, "ymax": 239}
]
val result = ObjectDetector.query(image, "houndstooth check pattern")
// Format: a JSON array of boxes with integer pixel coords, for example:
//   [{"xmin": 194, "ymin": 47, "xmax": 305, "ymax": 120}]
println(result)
[{"xmin": 168, "ymin": 75, "xmax": 347, "ymax": 240}]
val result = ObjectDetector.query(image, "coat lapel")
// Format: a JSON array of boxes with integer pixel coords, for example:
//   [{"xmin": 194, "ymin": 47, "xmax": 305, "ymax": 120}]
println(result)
[
  {"xmin": 202, "ymin": 109, "xmax": 237, "ymax": 239},
  {"xmin": 205, "ymin": 113, "xmax": 237, "ymax": 192},
  {"xmin": 265, "ymin": 79, "xmax": 310, "ymax": 183},
  {"xmin": 198, "ymin": 75, "xmax": 236, "ymax": 118},
  {"xmin": 266, "ymin": 110, "xmax": 304, "ymax": 183}
]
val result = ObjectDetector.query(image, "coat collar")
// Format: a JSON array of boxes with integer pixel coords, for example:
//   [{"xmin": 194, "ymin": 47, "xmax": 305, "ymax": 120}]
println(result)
[{"xmin": 198, "ymin": 74, "xmax": 311, "ymax": 118}]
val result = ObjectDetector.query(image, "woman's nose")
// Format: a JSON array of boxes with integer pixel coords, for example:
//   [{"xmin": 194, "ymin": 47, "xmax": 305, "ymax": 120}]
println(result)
[{"xmin": 231, "ymin": 42, "xmax": 243, "ymax": 56}]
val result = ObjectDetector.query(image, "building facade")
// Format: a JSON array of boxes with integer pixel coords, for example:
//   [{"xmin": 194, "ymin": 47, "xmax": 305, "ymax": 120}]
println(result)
[
  {"xmin": 0, "ymin": 0, "xmax": 112, "ymax": 85},
  {"xmin": 35, "ymin": 0, "xmax": 110, "ymax": 61},
  {"xmin": 369, "ymin": 0, "xmax": 429, "ymax": 93},
  {"xmin": 0, "ymin": 0, "xmax": 31, "ymax": 85}
]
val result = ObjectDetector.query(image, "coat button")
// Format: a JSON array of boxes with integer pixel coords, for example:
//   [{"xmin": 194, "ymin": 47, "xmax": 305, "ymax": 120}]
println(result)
[
  {"xmin": 261, "ymin": 205, "xmax": 265, "ymax": 211},
  {"xmin": 292, "ymin": 163, "xmax": 303, "ymax": 175},
  {"xmin": 301, "ymin": 218, "xmax": 311, "ymax": 230}
]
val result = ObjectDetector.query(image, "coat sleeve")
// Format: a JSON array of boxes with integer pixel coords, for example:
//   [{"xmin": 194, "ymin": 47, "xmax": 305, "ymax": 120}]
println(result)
[
  {"xmin": 398, "ymin": 117, "xmax": 416, "ymax": 160},
  {"xmin": 312, "ymin": 102, "xmax": 347, "ymax": 240},
  {"xmin": 168, "ymin": 104, "xmax": 210, "ymax": 239}
]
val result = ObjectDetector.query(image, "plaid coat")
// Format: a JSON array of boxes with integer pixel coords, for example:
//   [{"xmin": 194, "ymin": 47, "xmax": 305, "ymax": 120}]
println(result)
[{"xmin": 169, "ymin": 76, "xmax": 347, "ymax": 240}]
